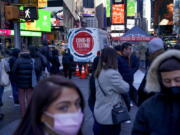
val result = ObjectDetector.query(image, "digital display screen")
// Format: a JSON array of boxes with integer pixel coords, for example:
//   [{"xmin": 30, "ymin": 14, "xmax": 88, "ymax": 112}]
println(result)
[{"xmin": 112, "ymin": 4, "xmax": 125, "ymax": 24}]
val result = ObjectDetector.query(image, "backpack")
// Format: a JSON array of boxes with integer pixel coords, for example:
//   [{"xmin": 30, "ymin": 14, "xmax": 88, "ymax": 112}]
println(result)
[
  {"xmin": 34, "ymin": 57, "xmax": 43, "ymax": 73},
  {"xmin": 0, "ymin": 59, "xmax": 10, "ymax": 86}
]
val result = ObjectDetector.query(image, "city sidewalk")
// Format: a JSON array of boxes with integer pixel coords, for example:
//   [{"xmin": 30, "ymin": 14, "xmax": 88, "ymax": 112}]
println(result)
[{"xmin": 0, "ymin": 69, "xmax": 144, "ymax": 135}]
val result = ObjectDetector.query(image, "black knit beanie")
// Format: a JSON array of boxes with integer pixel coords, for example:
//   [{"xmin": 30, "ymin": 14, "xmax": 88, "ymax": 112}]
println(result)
[{"xmin": 159, "ymin": 57, "xmax": 180, "ymax": 72}]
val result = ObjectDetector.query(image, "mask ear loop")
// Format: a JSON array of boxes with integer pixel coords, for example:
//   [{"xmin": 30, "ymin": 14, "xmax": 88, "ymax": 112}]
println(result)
[
  {"xmin": 42, "ymin": 113, "xmax": 57, "ymax": 135},
  {"xmin": 44, "ymin": 112, "xmax": 54, "ymax": 118}
]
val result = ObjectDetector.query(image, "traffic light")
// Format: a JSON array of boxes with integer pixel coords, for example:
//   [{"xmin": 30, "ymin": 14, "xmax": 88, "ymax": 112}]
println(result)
[
  {"xmin": 5, "ymin": 5, "xmax": 19, "ymax": 20},
  {"xmin": 24, "ymin": 7, "xmax": 38, "ymax": 20}
]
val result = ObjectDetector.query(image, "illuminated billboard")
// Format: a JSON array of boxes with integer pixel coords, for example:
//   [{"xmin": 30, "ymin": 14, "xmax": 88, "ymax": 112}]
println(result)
[
  {"xmin": 106, "ymin": 0, "xmax": 111, "ymax": 17},
  {"xmin": 0, "ymin": 29, "xmax": 42, "ymax": 37},
  {"xmin": 127, "ymin": 0, "xmax": 136, "ymax": 17},
  {"xmin": 154, "ymin": 0, "xmax": 174, "ymax": 25},
  {"xmin": 112, "ymin": 4, "xmax": 125, "ymax": 24},
  {"xmin": 38, "ymin": 0, "xmax": 47, "ymax": 8},
  {"xmin": 173, "ymin": 0, "xmax": 180, "ymax": 34},
  {"xmin": 20, "ymin": 9, "xmax": 51, "ymax": 32},
  {"xmin": 11, "ymin": 31, "xmax": 42, "ymax": 37}
]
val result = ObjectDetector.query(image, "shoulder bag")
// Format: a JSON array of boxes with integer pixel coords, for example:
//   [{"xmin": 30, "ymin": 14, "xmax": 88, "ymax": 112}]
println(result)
[
  {"xmin": 0, "ymin": 59, "xmax": 10, "ymax": 86},
  {"xmin": 97, "ymin": 79, "xmax": 130, "ymax": 124}
]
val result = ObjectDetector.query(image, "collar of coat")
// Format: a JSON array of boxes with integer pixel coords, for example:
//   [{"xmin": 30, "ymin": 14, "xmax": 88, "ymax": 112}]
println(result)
[{"xmin": 145, "ymin": 49, "xmax": 180, "ymax": 93}]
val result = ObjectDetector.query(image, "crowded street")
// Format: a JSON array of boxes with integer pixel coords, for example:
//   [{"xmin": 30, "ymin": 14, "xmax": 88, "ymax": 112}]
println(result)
[
  {"xmin": 0, "ymin": 70, "xmax": 144, "ymax": 135},
  {"xmin": 0, "ymin": 0, "xmax": 180, "ymax": 135}
]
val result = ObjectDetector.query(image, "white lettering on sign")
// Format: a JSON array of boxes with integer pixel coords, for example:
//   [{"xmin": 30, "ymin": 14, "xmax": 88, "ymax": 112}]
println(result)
[{"xmin": 76, "ymin": 38, "xmax": 91, "ymax": 48}]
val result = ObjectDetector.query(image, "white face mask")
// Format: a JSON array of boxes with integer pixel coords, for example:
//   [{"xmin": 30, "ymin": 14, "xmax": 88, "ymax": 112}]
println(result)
[{"xmin": 44, "ymin": 110, "xmax": 84, "ymax": 135}]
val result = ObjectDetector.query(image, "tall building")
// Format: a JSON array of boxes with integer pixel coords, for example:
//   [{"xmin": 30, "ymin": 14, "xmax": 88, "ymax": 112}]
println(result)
[
  {"xmin": 83, "ymin": 0, "xmax": 94, "ymax": 8},
  {"xmin": 48, "ymin": 0, "xmax": 63, "ymax": 7}
]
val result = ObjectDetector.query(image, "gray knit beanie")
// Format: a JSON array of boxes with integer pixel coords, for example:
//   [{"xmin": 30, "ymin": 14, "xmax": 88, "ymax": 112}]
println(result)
[{"xmin": 148, "ymin": 38, "xmax": 164, "ymax": 54}]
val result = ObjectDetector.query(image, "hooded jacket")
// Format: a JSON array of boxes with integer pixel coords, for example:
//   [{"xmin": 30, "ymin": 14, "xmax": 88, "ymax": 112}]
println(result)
[{"xmin": 132, "ymin": 50, "xmax": 180, "ymax": 135}]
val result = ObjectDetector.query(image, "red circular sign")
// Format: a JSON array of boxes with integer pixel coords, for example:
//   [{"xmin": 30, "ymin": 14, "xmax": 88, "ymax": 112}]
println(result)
[{"xmin": 73, "ymin": 32, "xmax": 94, "ymax": 55}]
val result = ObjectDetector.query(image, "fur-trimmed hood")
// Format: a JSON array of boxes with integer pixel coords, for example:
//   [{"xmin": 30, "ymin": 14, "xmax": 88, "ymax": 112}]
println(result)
[{"xmin": 145, "ymin": 49, "xmax": 180, "ymax": 93}]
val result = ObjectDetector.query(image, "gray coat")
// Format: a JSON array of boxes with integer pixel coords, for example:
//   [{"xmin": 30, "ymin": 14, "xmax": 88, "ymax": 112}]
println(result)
[{"xmin": 94, "ymin": 69, "xmax": 129, "ymax": 125}]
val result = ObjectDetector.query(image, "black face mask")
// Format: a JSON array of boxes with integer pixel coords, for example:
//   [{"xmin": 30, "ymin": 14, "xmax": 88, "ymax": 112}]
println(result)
[{"xmin": 162, "ymin": 86, "xmax": 180, "ymax": 100}]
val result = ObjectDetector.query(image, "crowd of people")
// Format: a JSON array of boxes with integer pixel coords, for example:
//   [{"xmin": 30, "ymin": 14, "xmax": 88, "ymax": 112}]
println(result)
[
  {"xmin": 0, "ymin": 37, "xmax": 179, "ymax": 135},
  {"xmin": 0, "ymin": 40, "xmax": 74, "ymax": 118}
]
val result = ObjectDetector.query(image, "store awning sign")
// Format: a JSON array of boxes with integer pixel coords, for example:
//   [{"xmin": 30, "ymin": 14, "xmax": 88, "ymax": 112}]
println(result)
[
  {"xmin": 112, "ymin": 36, "xmax": 154, "ymax": 41},
  {"xmin": 11, "ymin": 31, "xmax": 42, "ymax": 37},
  {"xmin": 0, "ymin": 29, "xmax": 41, "ymax": 37},
  {"xmin": 0, "ymin": 29, "xmax": 11, "ymax": 35}
]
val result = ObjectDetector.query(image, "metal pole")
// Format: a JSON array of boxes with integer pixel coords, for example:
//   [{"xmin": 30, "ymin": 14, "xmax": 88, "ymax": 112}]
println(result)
[
  {"xmin": 14, "ymin": 0, "xmax": 21, "ymax": 49},
  {"xmin": 124, "ymin": 0, "xmax": 127, "ymax": 32},
  {"xmin": 14, "ymin": 22, "xmax": 21, "ymax": 49},
  {"xmin": 0, "ymin": 2, "xmax": 6, "ymax": 48}
]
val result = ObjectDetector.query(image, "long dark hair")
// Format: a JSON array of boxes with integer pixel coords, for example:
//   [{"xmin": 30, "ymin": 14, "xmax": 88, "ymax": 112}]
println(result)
[
  {"xmin": 14, "ymin": 76, "xmax": 84, "ymax": 135},
  {"xmin": 95, "ymin": 47, "xmax": 118, "ymax": 78}
]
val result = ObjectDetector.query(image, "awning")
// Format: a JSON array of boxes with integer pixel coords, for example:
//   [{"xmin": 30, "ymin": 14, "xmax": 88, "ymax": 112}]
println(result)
[
  {"xmin": 112, "ymin": 26, "xmax": 154, "ymax": 42},
  {"xmin": 112, "ymin": 36, "xmax": 154, "ymax": 41}
]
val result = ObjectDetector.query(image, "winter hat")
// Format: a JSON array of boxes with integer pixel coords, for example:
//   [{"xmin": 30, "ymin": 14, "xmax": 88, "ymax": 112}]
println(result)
[
  {"xmin": 159, "ymin": 57, "xmax": 180, "ymax": 72},
  {"xmin": 114, "ymin": 45, "xmax": 122, "ymax": 51},
  {"xmin": 148, "ymin": 38, "xmax": 164, "ymax": 54}
]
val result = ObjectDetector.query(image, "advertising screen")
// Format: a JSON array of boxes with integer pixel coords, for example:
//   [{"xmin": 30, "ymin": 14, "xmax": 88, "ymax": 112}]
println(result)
[
  {"xmin": 38, "ymin": 0, "xmax": 47, "ymax": 8},
  {"xmin": 112, "ymin": 4, "xmax": 125, "ymax": 24},
  {"xmin": 173, "ymin": 0, "xmax": 180, "ymax": 34},
  {"xmin": 127, "ymin": 0, "xmax": 136, "ymax": 17},
  {"xmin": 154, "ymin": 0, "xmax": 174, "ymax": 25},
  {"xmin": 174, "ymin": 0, "xmax": 180, "ymax": 25},
  {"xmin": 20, "ymin": 9, "xmax": 51, "ymax": 32},
  {"xmin": 106, "ymin": 0, "xmax": 111, "ymax": 17}
]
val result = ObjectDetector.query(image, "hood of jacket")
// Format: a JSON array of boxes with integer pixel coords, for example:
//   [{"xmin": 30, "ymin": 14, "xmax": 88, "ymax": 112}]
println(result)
[
  {"xmin": 11, "ymin": 48, "xmax": 20, "ymax": 57},
  {"xmin": 145, "ymin": 49, "xmax": 180, "ymax": 93},
  {"xmin": 20, "ymin": 52, "xmax": 31, "ymax": 59}
]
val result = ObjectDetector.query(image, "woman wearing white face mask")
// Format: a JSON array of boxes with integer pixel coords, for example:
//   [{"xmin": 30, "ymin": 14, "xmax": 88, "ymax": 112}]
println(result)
[{"xmin": 14, "ymin": 76, "xmax": 84, "ymax": 135}]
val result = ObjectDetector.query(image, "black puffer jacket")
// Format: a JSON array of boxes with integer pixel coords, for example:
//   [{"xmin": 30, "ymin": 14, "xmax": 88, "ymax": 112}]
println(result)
[
  {"xmin": 12, "ymin": 53, "xmax": 33, "ymax": 89},
  {"xmin": 132, "ymin": 50, "xmax": 180, "ymax": 135},
  {"xmin": 132, "ymin": 94, "xmax": 180, "ymax": 135}
]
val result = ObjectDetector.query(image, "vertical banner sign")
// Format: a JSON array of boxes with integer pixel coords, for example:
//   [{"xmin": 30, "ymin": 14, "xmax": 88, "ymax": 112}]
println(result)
[
  {"xmin": 112, "ymin": 4, "xmax": 125, "ymax": 24},
  {"xmin": 106, "ymin": 0, "xmax": 111, "ymax": 17},
  {"xmin": 38, "ymin": 0, "xmax": 47, "ymax": 8},
  {"xmin": 127, "ymin": 0, "xmax": 136, "ymax": 17}
]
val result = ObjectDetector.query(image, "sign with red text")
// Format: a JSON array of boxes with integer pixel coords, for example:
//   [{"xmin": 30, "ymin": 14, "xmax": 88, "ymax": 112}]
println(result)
[
  {"xmin": 112, "ymin": 4, "xmax": 125, "ymax": 24},
  {"xmin": 112, "ymin": 36, "xmax": 154, "ymax": 41},
  {"xmin": 72, "ymin": 32, "xmax": 94, "ymax": 55}
]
